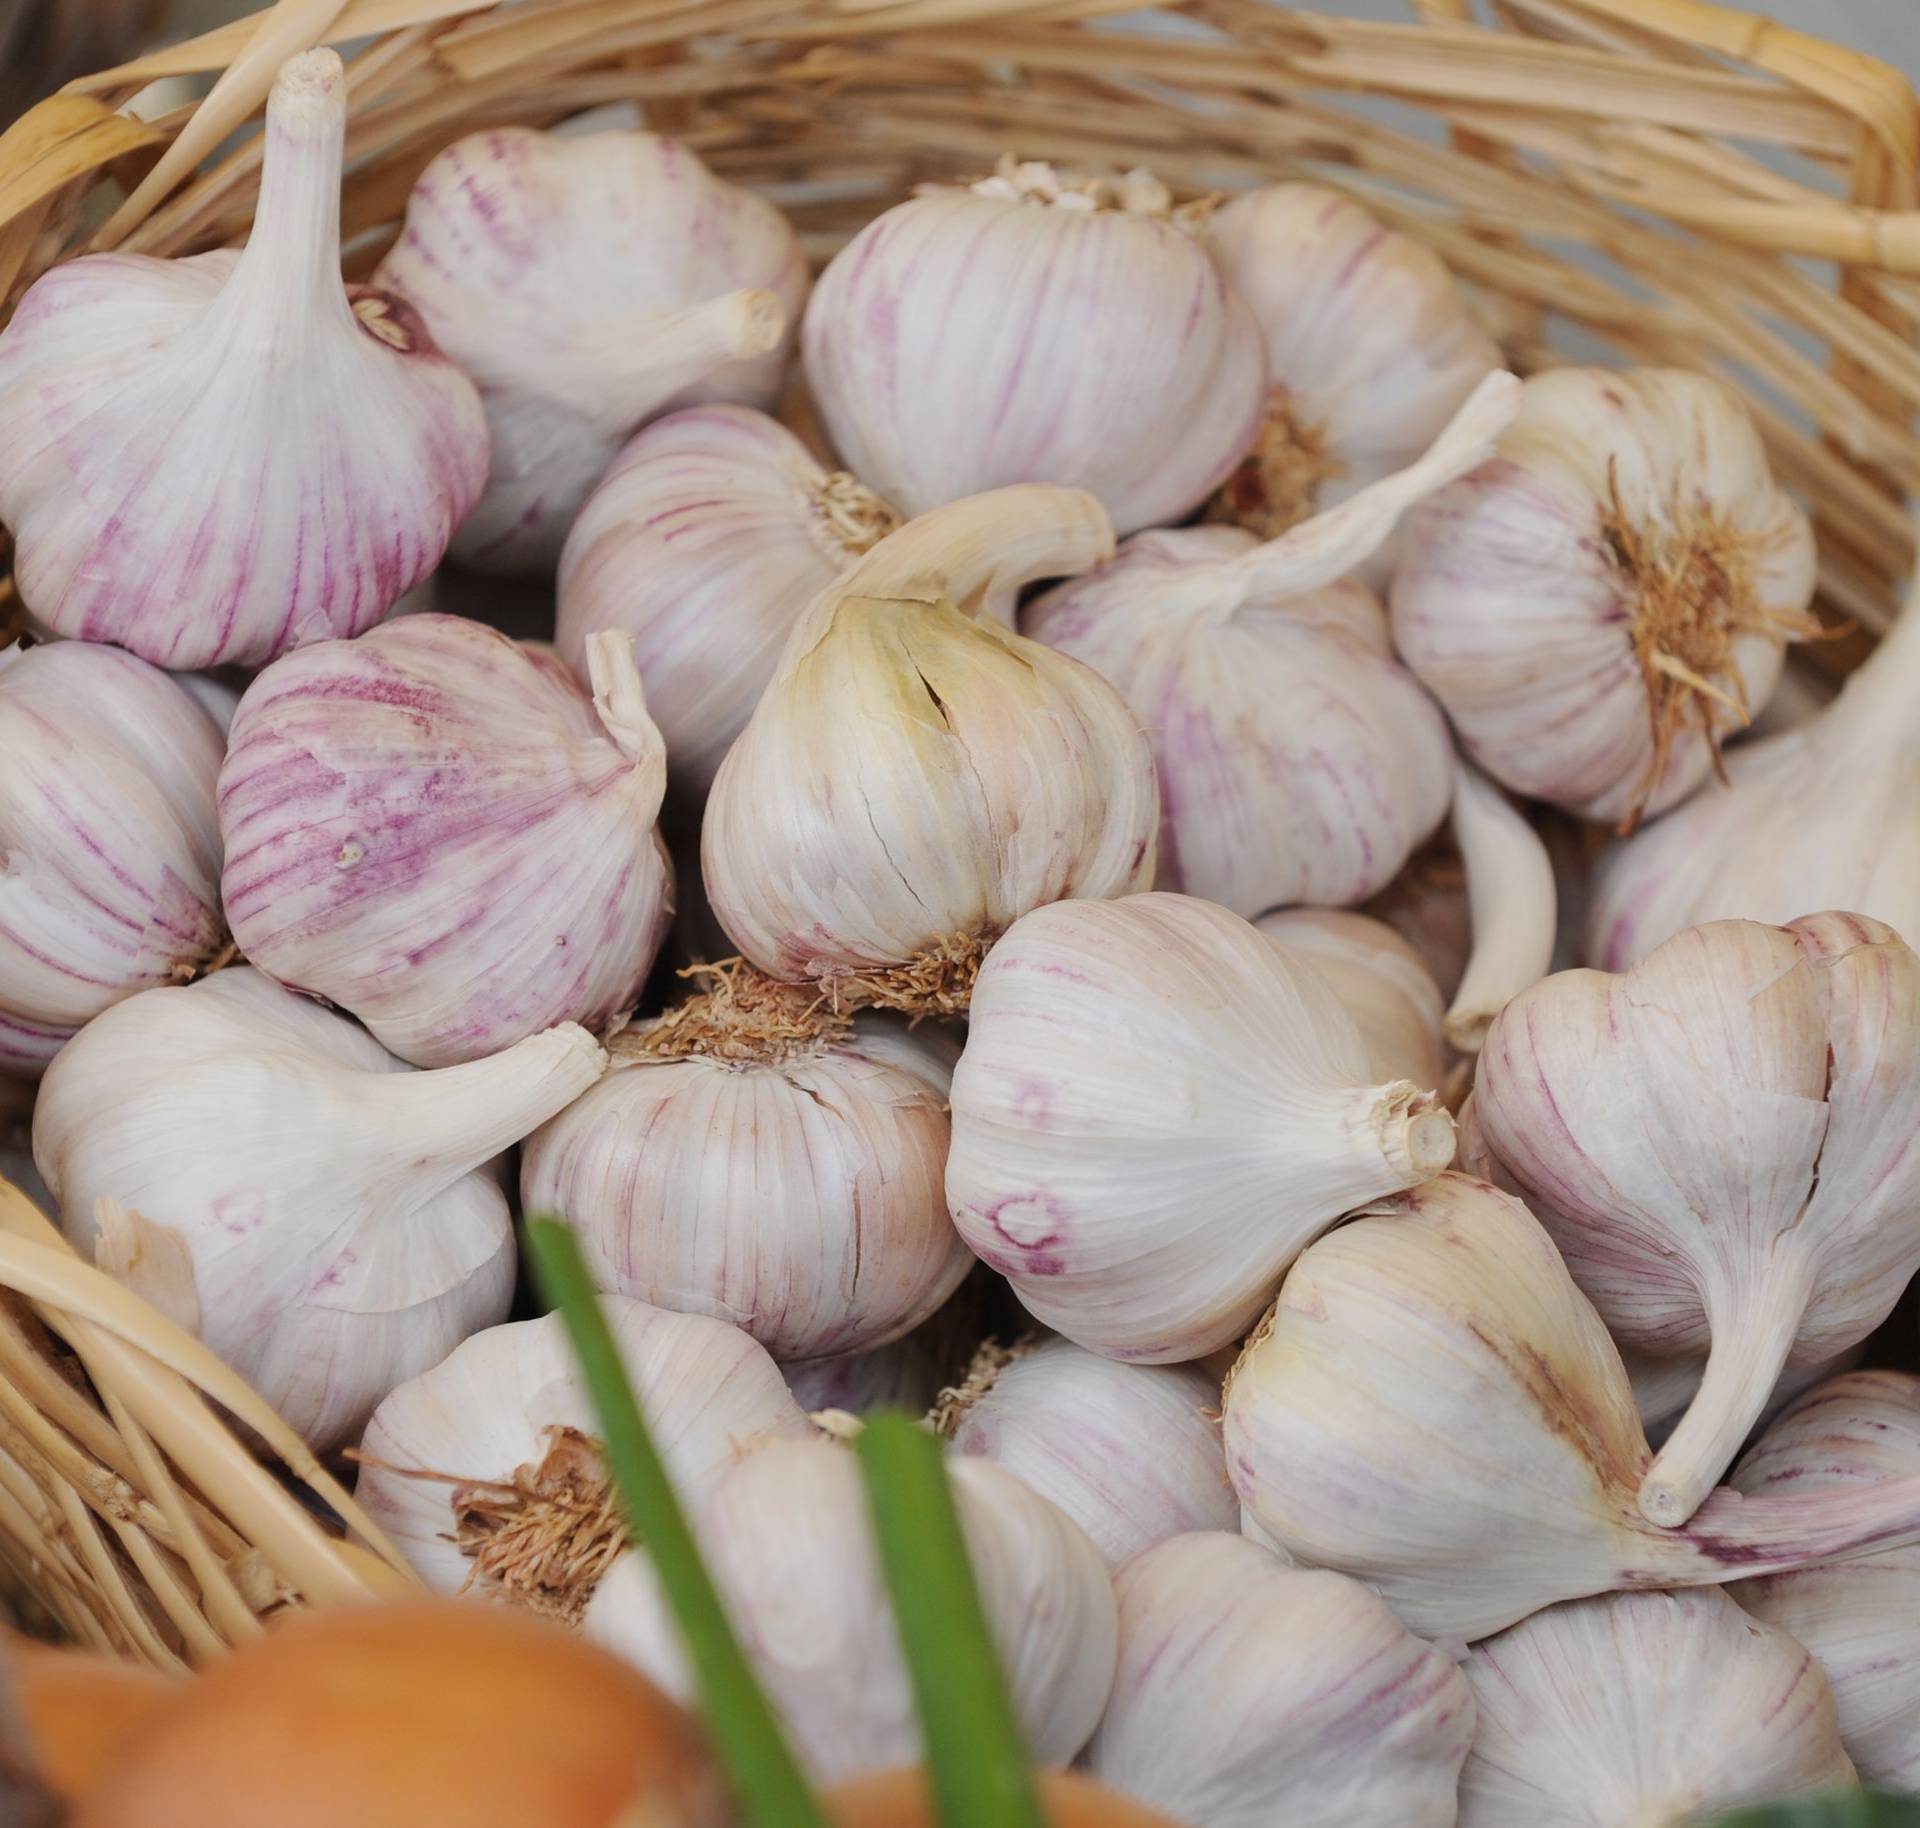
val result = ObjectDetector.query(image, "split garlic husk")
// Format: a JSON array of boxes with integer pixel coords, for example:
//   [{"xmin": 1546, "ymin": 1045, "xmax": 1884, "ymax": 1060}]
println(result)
[
  {"xmin": 946, "ymin": 892, "xmax": 1455, "ymax": 1361},
  {"xmin": 220, "ymin": 615, "xmax": 672, "ymax": 1068},
  {"xmin": 934, "ymin": 1338, "xmax": 1235, "ymax": 1567},
  {"xmin": 1391, "ymin": 367, "xmax": 1818, "ymax": 830},
  {"xmin": 802, "ymin": 159, "xmax": 1265, "ymax": 537},
  {"xmin": 0, "ymin": 51, "xmax": 487, "ymax": 669},
  {"xmin": 0, "ymin": 641, "xmax": 226, "ymax": 1077},
  {"xmin": 355, "ymin": 1301, "xmax": 813, "ymax": 1615},
  {"xmin": 31, "ymin": 968, "xmax": 606, "ymax": 1450},
  {"xmin": 585, "ymin": 1435, "xmax": 1117, "ymax": 1784},
  {"xmin": 702, "ymin": 488, "xmax": 1157, "ymax": 1011},
  {"xmin": 1473, "ymin": 913, "xmax": 1920, "ymax": 1525},
  {"xmin": 1085, "ymin": 1532, "xmax": 1475, "ymax": 1828},
  {"xmin": 376, "ymin": 128, "xmax": 805, "ymax": 575},
  {"xmin": 1457, "ymin": 1588, "xmax": 1853, "ymax": 1826},
  {"xmin": 555, "ymin": 406, "xmax": 899, "ymax": 804}
]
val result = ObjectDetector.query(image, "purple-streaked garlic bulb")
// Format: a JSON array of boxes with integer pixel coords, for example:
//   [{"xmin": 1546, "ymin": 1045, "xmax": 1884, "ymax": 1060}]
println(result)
[
  {"xmin": 32, "ymin": 968, "xmax": 605, "ymax": 1451},
  {"xmin": 0, "ymin": 641, "xmax": 226, "ymax": 1077},
  {"xmin": 555, "ymin": 406, "xmax": 899, "ymax": 804},
  {"xmin": 0, "ymin": 52, "xmax": 487, "ymax": 669},
  {"xmin": 802, "ymin": 158, "xmax": 1265, "ymax": 537},
  {"xmin": 946, "ymin": 893, "xmax": 1456, "ymax": 1362},
  {"xmin": 219, "ymin": 614, "xmax": 672, "ymax": 1068},
  {"xmin": 1086, "ymin": 1533, "xmax": 1475, "ymax": 1828},
  {"xmin": 376, "ymin": 128, "xmax": 805, "ymax": 575}
]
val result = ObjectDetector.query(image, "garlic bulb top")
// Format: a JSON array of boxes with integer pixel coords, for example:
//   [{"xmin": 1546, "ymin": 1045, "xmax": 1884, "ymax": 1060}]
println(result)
[
  {"xmin": 31, "ymin": 968, "xmax": 606, "ymax": 1450},
  {"xmin": 376, "ymin": 127, "xmax": 805, "ymax": 575},
  {"xmin": 0, "ymin": 641, "xmax": 226, "ymax": 1077},
  {"xmin": 1086, "ymin": 1533, "xmax": 1475, "ymax": 1828},
  {"xmin": 1392, "ymin": 367, "xmax": 1818, "ymax": 829},
  {"xmin": 802, "ymin": 159, "xmax": 1266, "ymax": 538},
  {"xmin": 946, "ymin": 892, "xmax": 1456, "ymax": 1362},
  {"xmin": 702, "ymin": 487, "xmax": 1157, "ymax": 1012},
  {"xmin": 0, "ymin": 52, "xmax": 487, "ymax": 669},
  {"xmin": 555, "ymin": 406, "xmax": 899, "ymax": 803},
  {"xmin": 220, "ymin": 615, "xmax": 672, "ymax": 1068}
]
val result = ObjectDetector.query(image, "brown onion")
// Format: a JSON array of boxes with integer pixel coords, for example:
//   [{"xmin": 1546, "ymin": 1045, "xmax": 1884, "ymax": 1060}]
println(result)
[
  {"xmin": 828, "ymin": 1767, "xmax": 1183, "ymax": 1826},
  {"xmin": 6, "ymin": 1640, "xmax": 172, "ymax": 1805}
]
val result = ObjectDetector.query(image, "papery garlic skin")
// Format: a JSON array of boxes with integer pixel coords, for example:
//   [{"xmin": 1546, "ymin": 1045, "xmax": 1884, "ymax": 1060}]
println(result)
[
  {"xmin": 1087, "ymin": 1533, "xmax": 1475, "ymax": 1828},
  {"xmin": 586, "ymin": 1437, "xmax": 1117, "ymax": 1785},
  {"xmin": 32, "ymin": 969, "xmax": 605, "ymax": 1451},
  {"xmin": 0, "ymin": 52, "xmax": 487, "ymax": 669},
  {"xmin": 947, "ymin": 892, "xmax": 1455, "ymax": 1362},
  {"xmin": 377, "ymin": 128, "xmax": 805, "ymax": 574},
  {"xmin": 220, "ymin": 615, "xmax": 671, "ymax": 1068},
  {"xmin": 0, "ymin": 641, "xmax": 226, "ymax": 1077}
]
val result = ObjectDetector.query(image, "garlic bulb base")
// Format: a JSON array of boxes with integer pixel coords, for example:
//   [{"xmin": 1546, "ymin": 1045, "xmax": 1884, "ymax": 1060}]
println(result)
[
  {"xmin": 818, "ymin": 930, "xmax": 993, "ymax": 1019},
  {"xmin": 809, "ymin": 472, "xmax": 901, "ymax": 557},
  {"xmin": 1206, "ymin": 384, "xmax": 1345, "ymax": 538},
  {"xmin": 622, "ymin": 958, "xmax": 849, "ymax": 1065}
]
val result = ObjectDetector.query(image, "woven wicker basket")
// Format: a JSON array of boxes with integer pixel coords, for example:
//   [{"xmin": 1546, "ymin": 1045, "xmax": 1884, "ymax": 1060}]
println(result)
[{"xmin": 1, "ymin": 0, "xmax": 1918, "ymax": 1669}]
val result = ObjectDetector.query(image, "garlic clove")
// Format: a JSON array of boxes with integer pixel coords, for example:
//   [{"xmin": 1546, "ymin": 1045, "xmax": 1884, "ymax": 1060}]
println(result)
[{"xmin": 1442, "ymin": 760, "xmax": 1557, "ymax": 1054}]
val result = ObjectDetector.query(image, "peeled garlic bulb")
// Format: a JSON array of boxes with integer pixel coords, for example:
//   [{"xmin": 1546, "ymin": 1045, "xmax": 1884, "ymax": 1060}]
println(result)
[
  {"xmin": 0, "ymin": 52, "xmax": 487, "ymax": 669},
  {"xmin": 585, "ymin": 1436, "xmax": 1116, "ymax": 1784},
  {"xmin": 1458, "ymin": 1589, "xmax": 1853, "ymax": 1826},
  {"xmin": 803, "ymin": 159, "xmax": 1265, "ymax": 537},
  {"xmin": 703, "ymin": 488, "xmax": 1157, "ymax": 1011},
  {"xmin": 1625, "ymin": 1344, "xmax": 1862, "ymax": 1451},
  {"xmin": 946, "ymin": 892, "xmax": 1455, "ymax": 1362},
  {"xmin": 32, "ymin": 969, "xmax": 605, "ymax": 1450},
  {"xmin": 220, "ymin": 615, "xmax": 671, "ymax": 1068},
  {"xmin": 1086, "ymin": 1532, "xmax": 1475, "ymax": 1828},
  {"xmin": 556, "ymin": 407, "xmax": 899, "ymax": 803},
  {"xmin": 1392, "ymin": 367, "xmax": 1818, "ymax": 829},
  {"xmin": 1, "ymin": 642, "xmax": 226, "ymax": 1077},
  {"xmin": 1473, "ymin": 913, "xmax": 1920, "ymax": 1525},
  {"xmin": 376, "ymin": 128, "xmax": 805, "ymax": 574}
]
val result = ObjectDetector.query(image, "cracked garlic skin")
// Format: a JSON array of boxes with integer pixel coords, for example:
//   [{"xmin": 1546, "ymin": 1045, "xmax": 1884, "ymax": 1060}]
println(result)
[
  {"xmin": 376, "ymin": 127, "xmax": 805, "ymax": 575},
  {"xmin": 0, "ymin": 642, "xmax": 226, "ymax": 1077},
  {"xmin": 0, "ymin": 52, "xmax": 487, "ymax": 670},
  {"xmin": 31, "ymin": 969, "xmax": 606, "ymax": 1451},
  {"xmin": 1458, "ymin": 1589, "xmax": 1853, "ymax": 1827},
  {"xmin": 1086, "ymin": 1533, "xmax": 1474, "ymax": 1828},
  {"xmin": 946, "ymin": 892, "xmax": 1455, "ymax": 1362},
  {"xmin": 586, "ymin": 1436, "xmax": 1117, "ymax": 1785}
]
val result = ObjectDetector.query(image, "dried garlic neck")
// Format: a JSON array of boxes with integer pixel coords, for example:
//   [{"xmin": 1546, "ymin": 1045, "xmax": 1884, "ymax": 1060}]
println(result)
[
  {"xmin": 967, "ymin": 154, "xmax": 1174, "ymax": 219},
  {"xmin": 809, "ymin": 471, "xmax": 902, "ymax": 561},
  {"xmin": 620, "ymin": 958, "xmax": 850, "ymax": 1067},
  {"xmin": 928, "ymin": 1336, "xmax": 1030, "ymax": 1437},
  {"xmin": 170, "ymin": 934, "xmax": 241, "ymax": 984},
  {"xmin": 1209, "ymin": 386, "xmax": 1346, "ymax": 539},
  {"xmin": 825, "ymin": 929, "xmax": 995, "ymax": 1018}
]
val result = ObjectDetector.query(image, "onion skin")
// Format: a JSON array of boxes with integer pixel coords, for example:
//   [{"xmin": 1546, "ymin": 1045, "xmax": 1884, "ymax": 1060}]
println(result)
[
  {"xmin": 827, "ymin": 1768, "xmax": 1184, "ymax": 1826},
  {"xmin": 6, "ymin": 1641, "xmax": 172, "ymax": 1805}
]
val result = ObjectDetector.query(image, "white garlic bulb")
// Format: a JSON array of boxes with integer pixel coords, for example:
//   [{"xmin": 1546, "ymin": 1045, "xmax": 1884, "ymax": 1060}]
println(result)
[
  {"xmin": 1256, "ymin": 912, "xmax": 1445, "ymax": 1089},
  {"xmin": 220, "ymin": 615, "xmax": 672, "ymax": 1069},
  {"xmin": 0, "ymin": 641, "xmax": 226, "ymax": 1078},
  {"xmin": 946, "ymin": 892, "xmax": 1456, "ymax": 1362},
  {"xmin": 0, "ymin": 52, "xmax": 487, "ymax": 669},
  {"xmin": 32, "ymin": 968, "xmax": 605, "ymax": 1451},
  {"xmin": 803, "ymin": 159, "xmax": 1265, "ymax": 537},
  {"xmin": 1458, "ymin": 1589, "xmax": 1853, "ymax": 1826},
  {"xmin": 585, "ymin": 1435, "xmax": 1117, "ymax": 1785},
  {"xmin": 376, "ymin": 128, "xmax": 806, "ymax": 575},
  {"xmin": 1392, "ymin": 368, "xmax": 1818, "ymax": 829},
  {"xmin": 1086, "ymin": 1532, "xmax": 1475, "ymax": 1828}
]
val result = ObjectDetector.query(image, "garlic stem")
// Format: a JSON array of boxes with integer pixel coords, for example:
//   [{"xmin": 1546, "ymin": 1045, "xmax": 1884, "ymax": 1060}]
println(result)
[
  {"xmin": 1636, "ymin": 1470, "xmax": 1920, "ymax": 1583},
  {"xmin": 584, "ymin": 632, "xmax": 659, "ymax": 766},
  {"xmin": 1444, "ymin": 760, "xmax": 1555, "ymax": 1052},
  {"xmin": 1353, "ymin": 1083, "xmax": 1458, "ymax": 1183}
]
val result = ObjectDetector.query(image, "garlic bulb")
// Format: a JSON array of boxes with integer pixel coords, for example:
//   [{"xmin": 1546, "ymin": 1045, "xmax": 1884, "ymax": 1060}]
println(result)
[
  {"xmin": 783, "ymin": 1274, "xmax": 988, "ymax": 1419},
  {"xmin": 1443, "ymin": 761, "xmax": 1557, "ymax": 1052},
  {"xmin": 802, "ymin": 159, "xmax": 1265, "ymax": 537},
  {"xmin": 0, "ymin": 52, "xmax": 487, "ymax": 669},
  {"xmin": 1391, "ymin": 367, "xmax": 1818, "ymax": 829},
  {"xmin": 521, "ymin": 967, "xmax": 970, "ymax": 1361},
  {"xmin": 376, "ymin": 128, "xmax": 805, "ymax": 575},
  {"xmin": 220, "ymin": 615, "xmax": 672, "ymax": 1069},
  {"xmin": 935, "ymin": 1338, "xmax": 1235, "ymax": 1567},
  {"xmin": 946, "ymin": 892, "xmax": 1456, "ymax": 1362},
  {"xmin": 355, "ymin": 1300, "xmax": 813, "ymax": 1615},
  {"xmin": 32, "ymin": 968, "xmax": 605, "ymax": 1451},
  {"xmin": 702, "ymin": 488, "xmax": 1157, "ymax": 1011},
  {"xmin": 1086, "ymin": 1532, "xmax": 1475, "ymax": 1828},
  {"xmin": 1626, "ymin": 1345, "xmax": 1862, "ymax": 1451},
  {"xmin": 555, "ymin": 406, "xmax": 899, "ymax": 804},
  {"xmin": 1473, "ymin": 913, "xmax": 1920, "ymax": 1525},
  {"xmin": 585, "ymin": 1435, "xmax": 1117, "ymax": 1784},
  {"xmin": 1, "ymin": 641, "xmax": 226, "ymax": 1078},
  {"xmin": 1732, "ymin": 1372, "xmax": 1920, "ymax": 1790}
]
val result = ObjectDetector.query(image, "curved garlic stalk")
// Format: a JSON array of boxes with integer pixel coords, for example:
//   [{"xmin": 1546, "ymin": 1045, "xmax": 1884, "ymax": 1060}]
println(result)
[
  {"xmin": 946, "ymin": 892, "xmax": 1455, "ymax": 1362},
  {"xmin": 0, "ymin": 51, "xmax": 487, "ymax": 669},
  {"xmin": 1086, "ymin": 1532, "xmax": 1475, "ymax": 1828},
  {"xmin": 32, "ymin": 969, "xmax": 606, "ymax": 1451},
  {"xmin": 1443, "ymin": 761, "xmax": 1557, "ymax": 1052},
  {"xmin": 376, "ymin": 128, "xmax": 806, "ymax": 575},
  {"xmin": 1625, "ymin": 1344, "xmax": 1863, "ymax": 1451}
]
